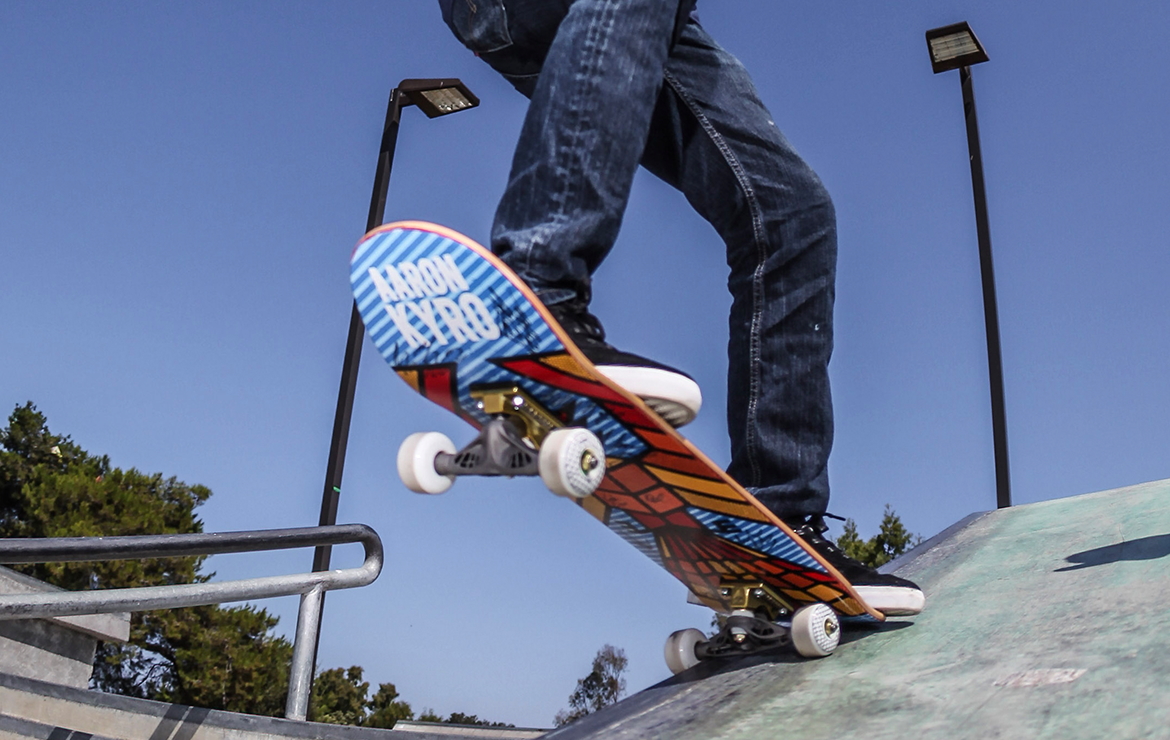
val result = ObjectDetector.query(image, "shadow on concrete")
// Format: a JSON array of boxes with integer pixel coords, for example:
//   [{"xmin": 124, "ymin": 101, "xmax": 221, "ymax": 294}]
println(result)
[
  {"xmin": 659, "ymin": 618, "xmax": 914, "ymax": 687},
  {"xmin": 1055, "ymin": 533, "xmax": 1170, "ymax": 572},
  {"xmin": 147, "ymin": 704, "xmax": 209, "ymax": 740}
]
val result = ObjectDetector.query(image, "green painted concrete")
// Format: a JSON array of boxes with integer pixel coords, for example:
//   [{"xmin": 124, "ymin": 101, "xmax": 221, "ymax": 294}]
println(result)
[{"xmin": 550, "ymin": 479, "xmax": 1170, "ymax": 740}]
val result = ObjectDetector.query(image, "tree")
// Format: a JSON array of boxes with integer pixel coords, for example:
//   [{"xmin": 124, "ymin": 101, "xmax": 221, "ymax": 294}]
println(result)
[
  {"xmin": 309, "ymin": 666, "xmax": 370, "ymax": 725},
  {"xmin": 443, "ymin": 713, "xmax": 514, "ymax": 728},
  {"xmin": 414, "ymin": 709, "xmax": 512, "ymax": 727},
  {"xmin": 365, "ymin": 682, "xmax": 416, "ymax": 729},
  {"xmin": 554, "ymin": 645, "xmax": 628, "ymax": 726},
  {"xmin": 836, "ymin": 505, "xmax": 920, "ymax": 568},
  {"xmin": 306, "ymin": 668, "xmax": 514, "ymax": 729},
  {"xmin": 307, "ymin": 668, "xmax": 417, "ymax": 729},
  {"xmin": 0, "ymin": 403, "xmax": 292, "ymax": 715}
]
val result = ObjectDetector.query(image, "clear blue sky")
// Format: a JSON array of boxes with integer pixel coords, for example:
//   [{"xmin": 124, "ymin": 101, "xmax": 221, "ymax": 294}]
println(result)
[{"xmin": 2, "ymin": 0, "xmax": 1168, "ymax": 728}]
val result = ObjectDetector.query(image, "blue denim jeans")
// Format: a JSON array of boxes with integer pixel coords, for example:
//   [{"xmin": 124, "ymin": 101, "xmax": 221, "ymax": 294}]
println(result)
[{"xmin": 441, "ymin": 0, "xmax": 836, "ymax": 519}]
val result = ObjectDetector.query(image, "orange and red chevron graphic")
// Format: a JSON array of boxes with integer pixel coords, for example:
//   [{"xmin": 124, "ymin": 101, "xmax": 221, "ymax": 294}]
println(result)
[{"xmin": 496, "ymin": 353, "xmax": 870, "ymax": 617}]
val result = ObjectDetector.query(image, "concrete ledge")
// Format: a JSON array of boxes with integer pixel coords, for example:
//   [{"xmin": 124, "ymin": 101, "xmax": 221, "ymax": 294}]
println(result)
[
  {"xmin": 0, "ymin": 567, "xmax": 130, "ymax": 642},
  {"xmin": 393, "ymin": 722, "xmax": 544, "ymax": 738},
  {"xmin": 0, "ymin": 566, "xmax": 131, "ymax": 688},
  {"xmin": 0, "ymin": 711, "xmax": 121, "ymax": 740},
  {"xmin": 0, "ymin": 672, "xmax": 513, "ymax": 740}
]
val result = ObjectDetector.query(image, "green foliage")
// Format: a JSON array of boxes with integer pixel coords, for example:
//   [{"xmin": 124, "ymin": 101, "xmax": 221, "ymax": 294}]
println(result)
[
  {"xmin": 0, "ymin": 403, "xmax": 292, "ymax": 715},
  {"xmin": 444, "ymin": 713, "xmax": 513, "ymax": 727},
  {"xmin": 836, "ymin": 505, "xmax": 921, "ymax": 568},
  {"xmin": 307, "ymin": 666, "xmax": 415, "ymax": 729},
  {"xmin": 307, "ymin": 668, "xmax": 512, "ymax": 729},
  {"xmin": 100, "ymin": 604, "xmax": 294, "ymax": 714},
  {"xmin": 366, "ymin": 681, "xmax": 417, "ymax": 729},
  {"xmin": 309, "ymin": 666, "xmax": 371, "ymax": 725},
  {"xmin": 0, "ymin": 404, "xmax": 208, "ymax": 588},
  {"xmin": 554, "ymin": 644, "xmax": 628, "ymax": 726}
]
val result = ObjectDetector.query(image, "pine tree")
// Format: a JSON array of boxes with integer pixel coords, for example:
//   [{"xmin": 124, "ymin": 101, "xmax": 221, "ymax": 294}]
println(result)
[
  {"xmin": 836, "ymin": 505, "xmax": 921, "ymax": 568},
  {"xmin": 365, "ymin": 682, "xmax": 416, "ymax": 729},
  {"xmin": 0, "ymin": 403, "xmax": 292, "ymax": 715},
  {"xmin": 309, "ymin": 666, "xmax": 370, "ymax": 725},
  {"xmin": 554, "ymin": 645, "xmax": 628, "ymax": 726}
]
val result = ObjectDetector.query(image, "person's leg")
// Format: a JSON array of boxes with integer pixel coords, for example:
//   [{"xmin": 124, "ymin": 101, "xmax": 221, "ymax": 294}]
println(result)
[
  {"xmin": 641, "ymin": 23, "xmax": 923, "ymax": 615},
  {"xmin": 488, "ymin": 0, "xmax": 683, "ymax": 305},
  {"xmin": 443, "ymin": 0, "xmax": 704, "ymax": 426},
  {"xmin": 640, "ymin": 21, "xmax": 835, "ymax": 519}
]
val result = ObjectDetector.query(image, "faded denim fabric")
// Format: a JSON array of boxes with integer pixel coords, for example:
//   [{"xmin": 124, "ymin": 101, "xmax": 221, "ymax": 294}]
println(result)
[{"xmin": 439, "ymin": 0, "xmax": 836, "ymax": 518}]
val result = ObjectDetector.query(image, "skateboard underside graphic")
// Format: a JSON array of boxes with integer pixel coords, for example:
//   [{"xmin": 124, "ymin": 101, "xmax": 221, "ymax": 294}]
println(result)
[{"xmin": 350, "ymin": 221, "xmax": 881, "ymax": 667}]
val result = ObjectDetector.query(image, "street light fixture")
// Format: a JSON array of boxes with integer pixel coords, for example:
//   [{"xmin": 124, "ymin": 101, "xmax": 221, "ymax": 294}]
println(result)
[
  {"xmin": 400, "ymin": 78, "xmax": 479, "ymax": 118},
  {"xmin": 925, "ymin": 23, "xmax": 1011, "ymax": 510},
  {"xmin": 302, "ymin": 78, "xmax": 478, "ymax": 703},
  {"xmin": 926, "ymin": 22, "xmax": 989, "ymax": 74}
]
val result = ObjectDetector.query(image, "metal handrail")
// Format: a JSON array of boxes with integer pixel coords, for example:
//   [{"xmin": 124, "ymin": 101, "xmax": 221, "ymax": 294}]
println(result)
[{"xmin": 0, "ymin": 524, "xmax": 383, "ymax": 721}]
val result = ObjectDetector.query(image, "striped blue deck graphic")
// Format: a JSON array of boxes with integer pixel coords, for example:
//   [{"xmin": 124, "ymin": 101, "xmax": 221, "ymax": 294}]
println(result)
[
  {"xmin": 351, "ymin": 226, "xmax": 646, "ymax": 457},
  {"xmin": 688, "ymin": 509, "xmax": 824, "ymax": 572},
  {"xmin": 607, "ymin": 510, "xmax": 665, "ymax": 567}
]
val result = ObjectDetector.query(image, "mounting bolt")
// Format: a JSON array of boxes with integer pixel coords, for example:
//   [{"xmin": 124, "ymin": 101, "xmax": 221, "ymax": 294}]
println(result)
[
  {"xmin": 824, "ymin": 619, "xmax": 838, "ymax": 636},
  {"xmin": 721, "ymin": 588, "xmax": 732, "ymax": 597},
  {"xmin": 581, "ymin": 451, "xmax": 599, "ymax": 473},
  {"xmin": 752, "ymin": 589, "xmax": 765, "ymax": 598},
  {"xmin": 512, "ymin": 395, "xmax": 525, "ymax": 408}
]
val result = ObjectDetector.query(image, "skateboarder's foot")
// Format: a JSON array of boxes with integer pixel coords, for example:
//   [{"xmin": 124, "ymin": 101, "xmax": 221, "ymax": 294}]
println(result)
[
  {"xmin": 785, "ymin": 515, "xmax": 926, "ymax": 616},
  {"xmin": 546, "ymin": 298, "xmax": 703, "ymax": 427}
]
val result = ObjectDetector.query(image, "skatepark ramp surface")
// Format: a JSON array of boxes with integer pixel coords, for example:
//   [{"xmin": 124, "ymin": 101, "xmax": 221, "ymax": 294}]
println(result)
[
  {"xmin": 543, "ymin": 478, "xmax": 1170, "ymax": 740},
  {"xmin": 0, "ymin": 672, "xmax": 546, "ymax": 740}
]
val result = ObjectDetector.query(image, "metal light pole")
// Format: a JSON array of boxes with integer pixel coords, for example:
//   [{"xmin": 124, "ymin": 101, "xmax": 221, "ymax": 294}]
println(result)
[
  {"xmin": 306, "ymin": 78, "xmax": 478, "ymax": 682},
  {"xmin": 926, "ymin": 23, "xmax": 1011, "ymax": 509}
]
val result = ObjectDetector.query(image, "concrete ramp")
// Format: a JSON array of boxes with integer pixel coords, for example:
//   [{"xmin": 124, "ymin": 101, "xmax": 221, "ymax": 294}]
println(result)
[{"xmin": 547, "ymin": 479, "xmax": 1170, "ymax": 740}]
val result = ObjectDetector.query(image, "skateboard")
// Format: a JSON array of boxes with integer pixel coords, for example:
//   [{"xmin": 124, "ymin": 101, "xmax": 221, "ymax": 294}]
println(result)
[{"xmin": 350, "ymin": 221, "xmax": 883, "ymax": 672}]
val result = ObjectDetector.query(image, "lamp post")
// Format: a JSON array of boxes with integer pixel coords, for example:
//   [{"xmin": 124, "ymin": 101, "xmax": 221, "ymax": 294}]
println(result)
[
  {"xmin": 926, "ymin": 23, "xmax": 1011, "ymax": 509},
  {"xmin": 307, "ymin": 78, "xmax": 478, "ymax": 677}
]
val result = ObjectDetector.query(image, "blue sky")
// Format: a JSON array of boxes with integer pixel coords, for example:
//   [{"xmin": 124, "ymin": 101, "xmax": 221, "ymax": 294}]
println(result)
[{"xmin": 2, "ymin": 0, "xmax": 1168, "ymax": 728}]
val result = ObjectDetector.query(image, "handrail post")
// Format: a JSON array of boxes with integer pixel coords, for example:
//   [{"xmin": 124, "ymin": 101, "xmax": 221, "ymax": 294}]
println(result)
[{"xmin": 286, "ymin": 584, "xmax": 325, "ymax": 721}]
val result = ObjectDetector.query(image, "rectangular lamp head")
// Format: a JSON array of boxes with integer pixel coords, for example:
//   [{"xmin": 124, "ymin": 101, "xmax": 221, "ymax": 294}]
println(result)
[
  {"xmin": 926, "ymin": 22, "xmax": 989, "ymax": 74},
  {"xmin": 398, "ymin": 79, "xmax": 480, "ymax": 118}
]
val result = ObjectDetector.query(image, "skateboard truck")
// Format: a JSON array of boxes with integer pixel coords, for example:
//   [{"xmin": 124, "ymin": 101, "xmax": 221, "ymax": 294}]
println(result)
[
  {"xmin": 432, "ymin": 387, "xmax": 560, "ymax": 478},
  {"xmin": 720, "ymin": 580, "xmax": 793, "ymax": 623},
  {"xmin": 399, "ymin": 385, "xmax": 607, "ymax": 499},
  {"xmin": 472, "ymin": 386, "xmax": 562, "ymax": 446},
  {"xmin": 697, "ymin": 581, "xmax": 793, "ymax": 660},
  {"xmin": 665, "ymin": 580, "xmax": 842, "ymax": 673}
]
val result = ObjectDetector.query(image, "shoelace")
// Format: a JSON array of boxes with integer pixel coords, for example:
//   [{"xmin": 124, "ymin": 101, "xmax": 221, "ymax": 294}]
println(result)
[
  {"xmin": 791, "ymin": 514, "xmax": 862, "ymax": 564},
  {"xmin": 549, "ymin": 301, "xmax": 607, "ymax": 343}
]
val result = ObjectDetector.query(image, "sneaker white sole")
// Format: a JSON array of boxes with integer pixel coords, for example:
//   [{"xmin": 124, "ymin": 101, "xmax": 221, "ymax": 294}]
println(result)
[
  {"xmin": 595, "ymin": 365, "xmax": 703, "ymax": 427},
  {"xmin": 854, "ymin": 585, "xmax": 926, "ymax": 616}
]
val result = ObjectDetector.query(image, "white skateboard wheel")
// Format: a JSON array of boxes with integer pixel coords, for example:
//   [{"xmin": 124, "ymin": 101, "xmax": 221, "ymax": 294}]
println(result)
[
  {"xmin": 664, "ymin": 628, "xmax": 706, "ymax": 675},
  {"xmin": 538, "ymin": 428, "xmax": 606, "ymax": 499},
  {"xmin": 397, "ymin": 432, "xmax": 456, "ymax": 494},
  {"xmin": 791, "ymin": 603, "xmax": 840, "ymax": 658}
]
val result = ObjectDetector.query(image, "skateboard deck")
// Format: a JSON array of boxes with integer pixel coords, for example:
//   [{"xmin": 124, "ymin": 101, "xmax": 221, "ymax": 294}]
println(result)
[{"xmin": 350, "ymin": 221, "xmax": 883, "ymax": 623}]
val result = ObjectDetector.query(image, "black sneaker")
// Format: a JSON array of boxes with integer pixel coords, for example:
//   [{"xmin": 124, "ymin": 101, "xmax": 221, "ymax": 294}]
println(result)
[
  {"xmin": 785, "ymin": 515, "xmax": 926, "ymax": 616},
  {"xmin": 545, "ymin": 297, "xmax": 703, "ymax": 427}
]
